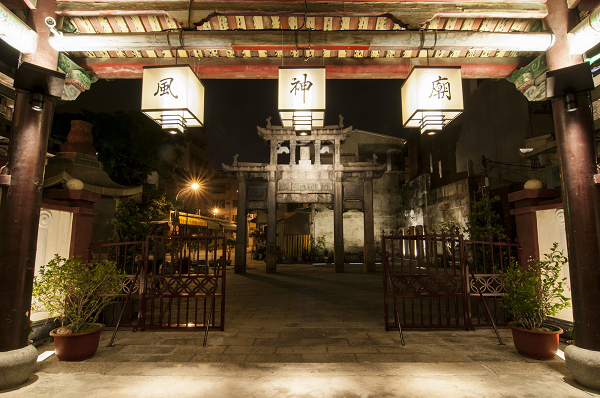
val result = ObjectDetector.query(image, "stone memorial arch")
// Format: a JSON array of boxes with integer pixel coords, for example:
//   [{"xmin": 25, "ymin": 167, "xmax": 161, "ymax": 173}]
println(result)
[{"xmin": 224, "ymin": 119, "xmax": 386, "ymax": 274}]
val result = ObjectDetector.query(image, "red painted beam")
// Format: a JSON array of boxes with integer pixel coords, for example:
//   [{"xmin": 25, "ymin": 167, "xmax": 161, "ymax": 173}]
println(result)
[{"xmin": 72, "ymin": 57, "xmax": 532, "ymax": 79}]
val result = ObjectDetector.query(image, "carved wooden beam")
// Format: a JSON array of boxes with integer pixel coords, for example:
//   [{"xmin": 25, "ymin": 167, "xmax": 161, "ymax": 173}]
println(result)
[
  {"xmin": 55, "ymin": 1, "xmax": 548, "ymax": 29},
  {"xmin": 73, "ymin": 55, "xmax": 536, "ymax": 79},
  {"xmin": 52, "ymin": 30, "xmax": 554, "ymax": 52}
]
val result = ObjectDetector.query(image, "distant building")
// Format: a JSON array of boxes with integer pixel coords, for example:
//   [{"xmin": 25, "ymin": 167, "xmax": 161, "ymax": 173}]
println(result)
[{"xmin": 205, "ymin": 168, "xmax": 238, "ymax": 223}]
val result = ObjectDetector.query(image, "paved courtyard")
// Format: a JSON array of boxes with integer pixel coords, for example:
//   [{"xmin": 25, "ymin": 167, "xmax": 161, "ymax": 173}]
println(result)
[{"xmin": 2, "ymin": 258, "xmax": 598, "ymax": 397}]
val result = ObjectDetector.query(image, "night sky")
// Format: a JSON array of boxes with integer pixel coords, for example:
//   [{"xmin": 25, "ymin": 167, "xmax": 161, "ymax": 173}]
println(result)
[
  {"xmin": 1, "ymin": 40, "xmax": 409, "ymax": 167},
  {"xmin": 54, "ymin": 78, "xmax": 409, "ymax": 167}
]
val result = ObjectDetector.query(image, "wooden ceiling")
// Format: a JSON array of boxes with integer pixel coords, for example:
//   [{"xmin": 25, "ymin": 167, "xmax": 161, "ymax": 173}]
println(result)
[{"xmin": 50, "ymin": 0, "xmax": 552, "ymax": 79}]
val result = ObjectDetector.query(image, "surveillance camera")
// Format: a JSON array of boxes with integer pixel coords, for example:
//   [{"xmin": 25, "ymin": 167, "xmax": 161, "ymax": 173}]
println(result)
[{"xmin": 45, "ymin": 17, "xmax": 56, "ymax": 28}]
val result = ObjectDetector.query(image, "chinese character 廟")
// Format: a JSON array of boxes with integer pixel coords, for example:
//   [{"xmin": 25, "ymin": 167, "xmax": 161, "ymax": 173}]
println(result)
[{"xmin": 429, "ymin": 76, "xmax": 451, "ymax": 100}]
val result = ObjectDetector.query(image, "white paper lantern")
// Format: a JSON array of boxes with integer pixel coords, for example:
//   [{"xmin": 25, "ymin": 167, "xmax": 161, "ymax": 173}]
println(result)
[
  {"xmin": 141, "ymin": 65, "xmax": 204, "ymax": 134},
  {"xmin": 401, "ymin": 66, "xmax": 464, "ymax": 135},
  {"xmin": 278, "ymin": 67, "xmax": 326, "ymax": 131}
]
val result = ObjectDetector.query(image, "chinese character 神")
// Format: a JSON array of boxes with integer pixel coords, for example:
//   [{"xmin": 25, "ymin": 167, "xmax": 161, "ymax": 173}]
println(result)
[
  {"xmin": 290, "ymin": 73, "xmax": 313, "ymax": 104},
  {"xmin": 429, "ymin": 76, "xmax": 451, "ymax": 100},
  {"xmin": 154, "ymin": 77, "xmax": 178, "ymax": 99}
]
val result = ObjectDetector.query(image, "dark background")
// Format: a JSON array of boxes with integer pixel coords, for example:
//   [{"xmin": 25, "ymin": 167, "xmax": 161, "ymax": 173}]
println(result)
[{"xmin": 1, "ymin": 40, "xmax": 409, "ymax": 168}]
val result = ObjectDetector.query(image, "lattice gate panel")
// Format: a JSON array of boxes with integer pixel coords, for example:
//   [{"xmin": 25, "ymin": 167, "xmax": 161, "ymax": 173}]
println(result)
[
  {"xmin": 92, "ymin": 235, "xmax": 226, "ymax": 331},
  {"xmin": 89, "ymin": 240, "xmax": 145, "ymax": 328},
  {"xmin": 464, "ymin": 240, "xmax": 520, "ymax": 328},
  {"xmin": 383, "ymin": 230, "xmax": 470, "ymax": 330},
  {"xmin": 383, "ymin": 230, "xmax": 520, "ymax": 331}
]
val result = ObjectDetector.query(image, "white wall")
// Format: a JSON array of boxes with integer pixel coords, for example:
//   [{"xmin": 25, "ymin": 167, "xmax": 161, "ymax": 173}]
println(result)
[
  {"xmin": 32, "ymin": 208, "xmax": 73, "ymax": 322},
  {"xmin": 536, "ymin": 208, "xmax": 572, "ymax": 322}
]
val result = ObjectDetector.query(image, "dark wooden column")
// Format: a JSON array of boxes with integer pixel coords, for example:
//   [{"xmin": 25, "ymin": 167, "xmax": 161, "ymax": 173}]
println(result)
[
  {"xmin": 266, "ymin": 170, "xmax": 277, "ymax": 273},
  {"xmin": 235, "ymin": 172, "xmax": 247, "ymax": 274},
  {"xmin": 0, "ymin": 93, "xmax": 54, "ymax": 352},
  {"xmin": 546, "ymin": 0, "xmax": 600, "ymax": 351},
  {"xmin": 363, "ymin": 172, "xmax": 376, "ymax": 272},
  {"xmin": 0, "ymin": 0, "xmax": 59, "ymax": 353}
]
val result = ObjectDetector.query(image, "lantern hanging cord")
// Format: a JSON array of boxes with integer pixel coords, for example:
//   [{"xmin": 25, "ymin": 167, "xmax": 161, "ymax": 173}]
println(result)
[
  {"xmin": 187, "ymin": 0, "xmax": 194, "ymax": 29},
  {"xmin": 419, "ymin": 30, "xmax": 437, "ymax": 66},
  {"xmin": 166, "ymin": 29, "xmax": 185, "ymax": 64}
]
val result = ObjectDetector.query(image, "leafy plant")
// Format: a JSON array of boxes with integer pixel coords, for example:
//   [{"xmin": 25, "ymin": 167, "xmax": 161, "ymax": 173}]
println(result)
[
  {"xmin": 109, "ymin": 200, "xmax": 150, "ymax": 242},
  {"xmin": 226, "ymin": 238, "xmax": 236, "ymax": 259},
  {"xmin": 464, "ymin": 195, "xmax": 507, "ymax": 241},
  {"xmin": 316, "ymin": 236, "xmax": 326, "ymax": 252},
  {"xmin": 32, "ymin": 255, "xmax": 125, "ymax": 334},
  {"xmin": 431, "ymin": 219, "xmax": 460, "ymax": 235},
  {"xmin": 501, "ymin": 243, "xmax": 570, "ymax": 331},
  {"xmin": 249, "ymin": 228, "xmax": 266, "ymax": 251},
  {"xmin": 109, "ymin": 187, "xmax": 172, "ymax": 243}
]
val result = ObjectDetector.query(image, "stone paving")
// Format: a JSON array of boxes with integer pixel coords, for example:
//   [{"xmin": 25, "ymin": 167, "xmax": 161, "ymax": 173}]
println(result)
[{"xmin": 3, "ymin": 258, "xmax": 599, "ymax": 397}]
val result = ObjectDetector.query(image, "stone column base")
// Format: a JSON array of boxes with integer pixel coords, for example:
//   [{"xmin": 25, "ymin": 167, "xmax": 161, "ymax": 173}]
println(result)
[
  {"xmin": 565, "ymin": 344, "xmax": 600, "ymax": 391},
  {"xmin": 0, "ymin": 344, "xmax": 38, "ymax": 391}
]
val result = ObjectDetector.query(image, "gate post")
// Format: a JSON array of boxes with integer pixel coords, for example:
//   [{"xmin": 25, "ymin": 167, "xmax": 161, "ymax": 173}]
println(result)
[
  {"xmin": 382, "ymin": 233, "xmax": 390, "ymax": 331},
  {"xmin": 266, "ymin": 170, "xmax": 277, "ymax": 273},
  {"xmin": 459, "ymin": 234, "xmax": 472, "ymax": 330},
  {"xmin": 363, "ymin": 171, "xmax": 376, "ymax": 272},
  {"xmin": 235, "ymin": 172, "xmax": 247, "ymax": 274},
  {"xmin": 137, "ymin": 236, "xmax": 149, "ymax": 331}
]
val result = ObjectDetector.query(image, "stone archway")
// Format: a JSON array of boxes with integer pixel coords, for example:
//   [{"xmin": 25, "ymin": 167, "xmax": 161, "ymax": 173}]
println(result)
[{"xmin": 224, "ymin": 120, "xmax": 386, "ymax": 274}]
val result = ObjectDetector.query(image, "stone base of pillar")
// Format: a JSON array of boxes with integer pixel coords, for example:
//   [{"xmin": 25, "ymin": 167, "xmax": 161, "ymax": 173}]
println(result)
[
  {"xmin": 334, "ymin": 245, "xmax": 344, "ymax": 273},
  {"xmin": 364, "ymin": 243, "xmax": 376, "ymax": 272},
  {"xmin": 0, "ymin": 344, "xmax": 38, "ymax": 391},
  {"xmin": 234, "ymin": 243, "xmax": 246, "ymax": 274},
  {"xmin": 266, "ymin": 244, "xmax": 277, "ymax": 273},
  {"xmin": 565, "ymin": 345, "xmax": 600, "ymax": 391}
]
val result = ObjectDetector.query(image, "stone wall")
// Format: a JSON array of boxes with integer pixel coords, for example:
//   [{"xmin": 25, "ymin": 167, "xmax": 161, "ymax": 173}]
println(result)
[
  {"xmin": 398, "ymin": 173, "xmax": 471, "ymax": 232},
  {"xmin": 427, "ymin": 178, "xmax": 471, "ymax": 231},
  {"xmin": 311, "ymin": 171, "xmax": 405, "ymax": 255}
]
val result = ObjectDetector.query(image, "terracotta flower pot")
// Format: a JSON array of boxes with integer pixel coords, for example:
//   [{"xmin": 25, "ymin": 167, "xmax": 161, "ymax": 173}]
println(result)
[
  {"xmin": 508, "ymin": 321, "xmax": 563, "ymax": 360},
  {"xmin": 50, "ymin": 323, "xmax": 105, "ymax": 361}
]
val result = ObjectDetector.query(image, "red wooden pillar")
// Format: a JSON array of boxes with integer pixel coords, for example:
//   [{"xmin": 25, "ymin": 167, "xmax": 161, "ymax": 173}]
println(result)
[
  {"xmin": 0, "ymin": 0, "xmax": 59, "ymax": 353},
  {"xmin": 546, "ymin": 0, "xmax": 600, "ymax": 352}
]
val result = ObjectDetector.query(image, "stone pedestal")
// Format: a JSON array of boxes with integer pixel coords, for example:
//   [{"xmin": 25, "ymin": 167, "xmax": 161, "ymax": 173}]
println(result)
[
  {"xmin": 0, "ymin": 344, "xmax": 37, "ymax": 391},
  {"xmin": 565, "ymin": 345, "xmax": 600, "ymax": 391}
]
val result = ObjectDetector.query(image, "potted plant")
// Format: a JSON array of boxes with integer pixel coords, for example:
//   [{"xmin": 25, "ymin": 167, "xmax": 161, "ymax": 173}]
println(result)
[
  {"xmin": 501, "ymin": 243, "xmax": 571, "ymax": 360},
  {"xmin": 32, "ymin": 254, "xmax": 124, "ymax": 361}
]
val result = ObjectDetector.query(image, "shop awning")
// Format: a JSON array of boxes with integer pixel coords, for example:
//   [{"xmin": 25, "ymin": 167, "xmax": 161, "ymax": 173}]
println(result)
[{"xmin": 204, "ymin": 219, "xmax": 237, "ymax": 231}]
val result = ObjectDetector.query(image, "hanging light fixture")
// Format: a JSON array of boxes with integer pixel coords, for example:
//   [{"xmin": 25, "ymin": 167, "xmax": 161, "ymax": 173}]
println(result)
[
  {"xmin": 401, "ymin": 66, "xmax": 463, "ymax": 135},
  {"xmin": 141, "ymin": 65, "xmax": 204, "ymax": 134},
  {"xmin": 278, "ymin": 66, "xmax": 326, "ymax": 133}
]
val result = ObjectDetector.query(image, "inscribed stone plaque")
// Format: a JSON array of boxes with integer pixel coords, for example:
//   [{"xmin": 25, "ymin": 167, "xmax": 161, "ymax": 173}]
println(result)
[
  {"xmin": 299, "ymin": 146, "xmax": 311, "ymax": 165},
  {"xmin": 278, "ymin": 180, "xmax": 333, "ymax": 193},
  {"xmin": 343, "ymin": 182, "xmax": 364, "ymax": 199}
]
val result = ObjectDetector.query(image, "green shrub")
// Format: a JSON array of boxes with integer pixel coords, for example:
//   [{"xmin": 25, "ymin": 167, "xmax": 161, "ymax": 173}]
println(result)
[
  {"xmin": 32, "ymin": 255, "xmax": 125, "ymax": 334},
  {"xmin": 501, "ymin": 243, "xmax": 570, "ymax": 330}
]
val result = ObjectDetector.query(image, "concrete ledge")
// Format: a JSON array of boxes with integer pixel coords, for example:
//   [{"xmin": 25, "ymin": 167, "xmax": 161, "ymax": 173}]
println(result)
[
  {"xmin": 565, "ymin": 345, "xmax": 600, "ymax": 391},
  {"xmin": 0, "ymin": 344, "xmax": 38, "ymax": 391}
]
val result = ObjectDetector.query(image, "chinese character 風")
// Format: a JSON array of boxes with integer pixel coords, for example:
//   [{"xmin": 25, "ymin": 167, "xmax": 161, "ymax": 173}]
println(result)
[{"xmin": 154, "ymin": 77, "xmax": 178, "ymax": 99}]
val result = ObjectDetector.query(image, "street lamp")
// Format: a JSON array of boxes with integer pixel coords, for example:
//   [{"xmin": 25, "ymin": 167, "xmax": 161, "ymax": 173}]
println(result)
[
  {"xmin": 212, "ymin": 208, "xmax": 219, "ymax": 218},
  {"xmin": 176, "ymin": 182, "xmax": 200, "ymax": 201},
  {"xmin": 176, "ymin": 182, "xmax": 201, "ymax": 235}
]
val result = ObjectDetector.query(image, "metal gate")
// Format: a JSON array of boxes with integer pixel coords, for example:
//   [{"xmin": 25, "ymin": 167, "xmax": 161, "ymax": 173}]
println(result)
[
  {"xmin": 383, "ymin": 228, "xmax": 520, "ymax": 331},
  {"xmin": 88, "ymin": 234, "xmax": 226, "ymax": 331}
]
